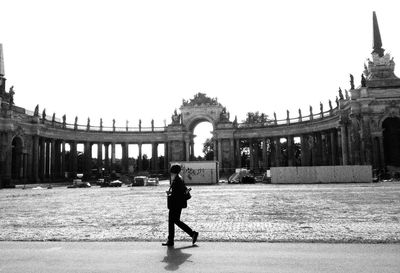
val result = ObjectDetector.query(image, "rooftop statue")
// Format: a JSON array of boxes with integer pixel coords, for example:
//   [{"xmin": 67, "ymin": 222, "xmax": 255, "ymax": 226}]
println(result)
[
  {"xmin": 350, "ymin": 74, "xmax": 355, "ymax": 89},
  {"xmin": 361, "ymin": 74, "xmax": 366, "ymax": 87},
  {"xmin": 219, "ymin": 107, "xmax": 230, "ymax": 122},
  {"xmin": 171, "ymin": 109, "xmax": 181, "ymax": 125},
  {"xmin": 34, "ymin": 105, "xmax": 39, "ymax": 116},
  {"xmin": 338, "ymin": 88, "xmax": 344, "ymax": 100},
  {"xmin": 9, "ymin": 86, "xmax": 14, "ymax": 105},
  {"xmin": 74, "ymin": 116, "xmax": 78, "ymax": 130}
]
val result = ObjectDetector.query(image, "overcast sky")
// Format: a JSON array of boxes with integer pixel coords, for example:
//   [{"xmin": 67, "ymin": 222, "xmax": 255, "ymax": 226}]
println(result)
[{"xmin": 1, "ymin": 0, "xmax": 400, "ymax": 156}]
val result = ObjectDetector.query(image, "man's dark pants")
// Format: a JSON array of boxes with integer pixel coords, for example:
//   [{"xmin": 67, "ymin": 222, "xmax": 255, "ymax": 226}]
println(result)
[{"xmin": 168, "ymin": 208, "xmax": 193, "ymax": 242}]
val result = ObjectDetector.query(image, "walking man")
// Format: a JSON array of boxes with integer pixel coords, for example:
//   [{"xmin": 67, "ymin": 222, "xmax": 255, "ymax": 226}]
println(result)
[{"xmin": 162, "ymin": 164, "xmax": 198, "ymax": 247}]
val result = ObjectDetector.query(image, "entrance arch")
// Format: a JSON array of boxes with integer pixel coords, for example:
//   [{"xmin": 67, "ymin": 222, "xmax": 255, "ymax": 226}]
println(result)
[
  {"xmin": 383, "ymin": 117, "xmax": 400, "ymax": 167},
  {"xmin": 192, "ymin": 121, "xmax": 214, "ymax": 159},
  {"xmin": 11, "ymin": 136, "xmax": 24, "ymax": 180}
]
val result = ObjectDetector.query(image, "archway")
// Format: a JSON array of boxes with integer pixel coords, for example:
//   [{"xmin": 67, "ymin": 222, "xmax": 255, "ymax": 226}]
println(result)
[
  {"xmin": 383, "ymin": 117, "xmax": 400, "ymax": 167},
  {"xmin": 11, "ymin": 137, "xmax": 23, "ymax": 180},
  {"xmin": 192, "ymin": 121, "xmax": 214, "ymax": 160}
]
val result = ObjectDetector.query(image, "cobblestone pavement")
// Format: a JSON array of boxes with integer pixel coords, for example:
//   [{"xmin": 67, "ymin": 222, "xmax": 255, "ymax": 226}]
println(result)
[{"xmin": 0, "ymin": 182, "xmax": 399, "ymax": 243}]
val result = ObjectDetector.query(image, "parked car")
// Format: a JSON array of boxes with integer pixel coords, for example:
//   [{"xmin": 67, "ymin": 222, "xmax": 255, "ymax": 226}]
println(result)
[
  {"xmin": 146, "ymin": 177, "xmax": 159, "ymax": 186},
  {"xmin": 68, "ymin": 178, "xmax": 91, "ymax": 188},
  {"xmin": 241, "ymin": 175, "xmax": 256, "ymax": 184},
  {"xmin": 131, "ymin": 176, "xmax": 147, "ymax": 186},
  {"xmin": 228, "ymin": 169, "xmax": 251, "ymax": 184},
  {"xmin": 98, "ymin": 178, "xmax": 123, "ymax": 187},
  {"xmin": 109, "ymin": 180, "xmax": 123, "ymax": 187}
]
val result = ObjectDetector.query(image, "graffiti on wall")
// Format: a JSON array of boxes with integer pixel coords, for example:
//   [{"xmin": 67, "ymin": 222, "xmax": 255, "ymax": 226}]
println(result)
[{"xmin": 182, "ymin": 166, "xmax": 205, "ymax": 180}]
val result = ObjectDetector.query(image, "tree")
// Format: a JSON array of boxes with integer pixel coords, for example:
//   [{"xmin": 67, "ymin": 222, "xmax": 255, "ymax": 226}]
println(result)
[
  {"xmin": 202, "ymin": 137, "xmax": 214, "ymax": 160},
  {"xmin": 242, "ymin": 111, "xmax": 271, "ymax": 125}
]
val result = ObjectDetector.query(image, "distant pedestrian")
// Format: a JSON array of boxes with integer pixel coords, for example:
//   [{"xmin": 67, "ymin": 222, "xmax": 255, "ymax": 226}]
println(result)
[{"xmin": 162, "ymin": 164, "xmax": 198, "ymax": 247}]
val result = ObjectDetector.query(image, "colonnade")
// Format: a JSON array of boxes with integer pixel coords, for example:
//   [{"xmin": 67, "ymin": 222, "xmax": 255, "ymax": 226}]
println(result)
[
  {"xmin": 213, "ymin": 122, "xmax": 381, "ymax": 173},
  {"xmin": 23, "ymin": 138, "xmax": 175, "ymax": 182}
]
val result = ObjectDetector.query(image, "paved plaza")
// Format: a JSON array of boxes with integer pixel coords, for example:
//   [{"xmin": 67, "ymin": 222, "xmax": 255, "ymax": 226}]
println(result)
[
  {"xmin": 1, "ymin": 181, "xmax": 399, "ymax": 243},
  {"xmin": 1, "ymin": 241, "xmax": 400, "ymax": 273}
]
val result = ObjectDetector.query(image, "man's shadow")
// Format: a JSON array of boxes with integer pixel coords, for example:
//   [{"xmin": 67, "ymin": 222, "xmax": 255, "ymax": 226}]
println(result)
[{"xmin": 161, "ymin": 245, "xmax": 198, "ymax": 271}]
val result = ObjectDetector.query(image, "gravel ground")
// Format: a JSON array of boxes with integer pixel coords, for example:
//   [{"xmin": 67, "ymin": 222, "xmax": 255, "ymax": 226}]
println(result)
[{"xmin": 1, "ymin": 182, "xmax": 399, "ymax": 243}]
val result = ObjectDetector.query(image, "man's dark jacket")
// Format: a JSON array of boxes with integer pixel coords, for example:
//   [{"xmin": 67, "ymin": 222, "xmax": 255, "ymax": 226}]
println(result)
[{"xmin": 168, "ymin": 175, "xmax": 187, "ymax": 210}]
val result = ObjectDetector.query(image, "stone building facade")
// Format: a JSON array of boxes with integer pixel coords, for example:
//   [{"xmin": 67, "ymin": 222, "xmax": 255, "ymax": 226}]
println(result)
[{"xmin": 1, "ymin": 12, "xmax": 400, "ymax": 187}]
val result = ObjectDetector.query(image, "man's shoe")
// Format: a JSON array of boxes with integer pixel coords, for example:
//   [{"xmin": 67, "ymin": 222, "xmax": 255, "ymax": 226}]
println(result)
[
  {"xmin": 162, "ymin": 241, "xmax": 174, "ymax": 247},
  {"xmin": 192, "ymin": 231, "xmax": 199, "ymax": 245}
]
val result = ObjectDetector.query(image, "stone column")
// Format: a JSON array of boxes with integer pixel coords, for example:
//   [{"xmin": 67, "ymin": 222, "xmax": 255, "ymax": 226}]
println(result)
[
  {"xmin": 0, "ymin": 133, "xmax": 12, "ymax": 186},
  {"xmin": 185, "ymin": 141, "xmax": 190, "ymax": 162},
  {"xmin": 104, "ymin": 143, "xmax": 110, "ymax": 173},
  {"xmin": 300, "ymin": 134, "xmax": 308, "ymax": 166},
  {"xmin": 321, "ymin": 133, "xmax": 328, "ymax": 166},
  {"xmin": 378, "ymin": 136, "xmax": 385, "ymax": 170},
  {"xmin": 213, "ymin": 139, "xmax": 218, "ymax": 161},
  {"xmin": 262, "ymin": 138, "xmax": 267, "ymax": 170},
  {"xmin": 23, "ymin": 152, "xmax": 28, "ymax": 180},
  {"xmin": 350, "ymin": 120, "xmax": 360, "ymax": 165},
  {"xmin": 39, "ymin": 138, "xmax": 45, "ymax": 181},
  {"xmin": 275, "ymin": 137, "xmax": 281, "ymax": 167},
  {"xmin": 315, "ymin": 132, "xmax": 322, "ymax": 166},
  {"xmin": 254, "ymin": 139, "xmax": 260, "ymax": 170},
  {"xmin": 111, "ymin": 142, "xmax": 116, "ymax": 171},
  {"xmin": 235, "ymin": 139, "xmax": 241, "ymax": 168},
  {"xmin": 337, "ymin": 129, "xmax": 343, "ymax": 165},
  {"xmin": 121, "ymin": 142, "xmax": 128, "ymax": 173},
  {"xmin": 269, "ymin": 138, "xmax": 275, "ymax": 167},
  {"xmin": 61, "ymin": 141, "xmax": 66, "ymax": 179},
  {"xmin": 138, "ymin": 143, "xmax": 143, "ymax": 171},
  {"xmin": 248, "ymin": 138, "xmax": 254, "ymax": 170},
  {"xmin": 190, "ymin": 142, "xmax": 194, "ymax": 161},
  {"xmin": 361, "ymin": 116, "xmax": 372, "ymax": 165},
  {"xmin": 330, "ymin": 130, "xmax": 338, "ymax": 165},
  {"xmin": 287, "ymin": 136, "xmax": 294, "ymax": 166},
  {"xmin": 218, "ymin": 139, "xmax": 222, "ymax": 169},
  {"xmin": 311, "ymin": 134, "xmax": 318, "ymax": 166},
  {"xmin": 340, "ymin": 125, "xmax": 349, "ymax": 165},
  {"xmin": 71, "ymin": 141, "xmax": 78, "ymax": 178},
  {"xmin": 97, "ymin": 142, "xmax": 103, "ymax": 174},
  {"xmin": 230, "ymin": 138, "xmax": 235, "ymax": 171},
  {"xmin": 84, "ymin": 142, "xmax": 92, "ymax": 178},
  {"xmin": 51, "ymin": 139, "xmax": 56, "ymax": 180},
  {"xmin": 167, "ymin": 141, "xmax": 172, "ymax": 163},
  {"xmin": 164, "ymin": 142, "xmax": 169, "ymax": 172},
  {"xmin": 54, "ymin": 140, "xmax": 61, "ymax": 178},
  {"xmin": 32, "ymin": 135, "xmax": 40, "ymax": 182},
  {"xmin": 152, "ymin": 143, "xmax": 159, "ymax": 172},
  {"xmin": 45, "ymin": 140, "xmax": 51, "ymax": 179},
  {"xmin": 347, "ymin": 124, "xmax": 353, "ymax": 165}
]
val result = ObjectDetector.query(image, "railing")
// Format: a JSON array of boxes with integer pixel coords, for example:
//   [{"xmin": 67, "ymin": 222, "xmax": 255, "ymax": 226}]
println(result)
[
  {"xmin": 20, "ymin": 104, "xmax": 339, "ymax": 132},
  {"xmin": 237, "ymin": 108, "xmax": 338, "ymax": 129}
]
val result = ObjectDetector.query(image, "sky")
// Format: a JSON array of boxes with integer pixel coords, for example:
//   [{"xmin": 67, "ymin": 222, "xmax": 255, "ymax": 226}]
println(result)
[{"xmin": 1, "ymin": 0, "xmax": 400, "ymax": 157}]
